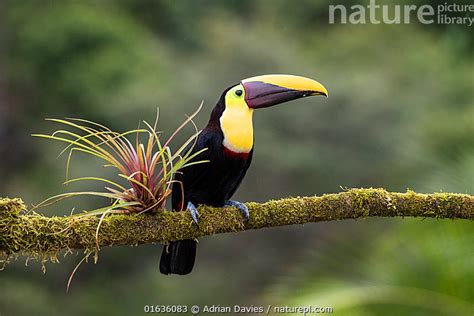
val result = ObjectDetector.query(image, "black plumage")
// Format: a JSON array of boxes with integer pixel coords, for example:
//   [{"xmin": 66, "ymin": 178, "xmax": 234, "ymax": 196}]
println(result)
[{"xmin": 160, "ymin": 90, "xmax": 253, "ymax": 275}]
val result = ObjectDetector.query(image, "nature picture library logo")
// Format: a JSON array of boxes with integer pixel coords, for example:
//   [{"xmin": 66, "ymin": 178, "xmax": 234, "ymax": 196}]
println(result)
[{"xmin": 329, "ymin": 1, "xmax": 474, "ymax": 26}]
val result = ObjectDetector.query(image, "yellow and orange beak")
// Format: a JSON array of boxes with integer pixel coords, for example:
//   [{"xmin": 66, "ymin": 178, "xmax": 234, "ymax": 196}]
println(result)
[{"xmin": 241, "ymin": 74, "xmax": 328, "ymax": 109}]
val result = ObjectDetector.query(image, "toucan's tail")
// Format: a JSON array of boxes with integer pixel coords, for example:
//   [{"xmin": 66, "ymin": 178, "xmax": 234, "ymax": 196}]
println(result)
[{"xmin": 159, "ymin": 239, "xmax": 197, "ymax": 275}]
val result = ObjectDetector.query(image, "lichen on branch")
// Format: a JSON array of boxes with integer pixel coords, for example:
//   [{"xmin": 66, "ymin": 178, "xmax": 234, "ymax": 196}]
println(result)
[{"xmin": 1, "ymin": 188, "xmax": 473, "ymax": 268}]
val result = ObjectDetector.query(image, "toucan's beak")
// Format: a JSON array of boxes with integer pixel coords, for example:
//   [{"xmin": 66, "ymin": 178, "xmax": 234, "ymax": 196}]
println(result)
[{"xmin": 241, "ymin": 74, "xmax": 328, "ymax": 109}]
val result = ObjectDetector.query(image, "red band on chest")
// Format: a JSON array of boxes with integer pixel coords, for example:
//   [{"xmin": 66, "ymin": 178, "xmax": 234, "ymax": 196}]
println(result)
[{"xmin": 223, "ymin": 146, "xmax": 250, "ymax": 159}]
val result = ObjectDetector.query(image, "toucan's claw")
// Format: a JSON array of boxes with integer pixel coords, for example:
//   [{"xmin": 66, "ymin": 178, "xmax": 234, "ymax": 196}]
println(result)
[
  {"xmin": 187, "ymin": 201, "xmax": 200, "ymax": 224},
  {"xmin": 225, "ymin": 200, "xmax": 249, "ymax": 220}
]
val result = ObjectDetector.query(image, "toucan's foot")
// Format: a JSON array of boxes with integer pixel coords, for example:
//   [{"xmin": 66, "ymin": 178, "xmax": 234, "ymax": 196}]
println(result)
[
  {"xmin": 187, "ymin": 201, "xmax": 199, "ymax": 224},
  {"xmin": 225, "ymin": 200, "xmax": 249, "ymax": 220}
]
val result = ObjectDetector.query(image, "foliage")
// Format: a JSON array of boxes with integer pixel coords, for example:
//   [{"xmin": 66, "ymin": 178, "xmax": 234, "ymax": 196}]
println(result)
[
  {"xmin": 268, "ymin": 219, "xmax": 474, "ymax": 315},
  {"xmin": 0, "ymin": 0, "xmax": 472, "ymax": 315},
  {"xmin": 32, "ymin": 106, "xmax": 205, "ymax": 216}
]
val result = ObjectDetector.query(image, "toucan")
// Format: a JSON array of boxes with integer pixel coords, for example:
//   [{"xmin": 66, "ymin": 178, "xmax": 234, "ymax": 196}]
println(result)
[{"xmin": 160, "ymin": 74, "xmax": 328, "ymax": 275}]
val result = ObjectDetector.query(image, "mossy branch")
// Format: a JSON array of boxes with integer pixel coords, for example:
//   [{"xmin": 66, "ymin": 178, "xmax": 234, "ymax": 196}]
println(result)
[{"xmin": 1, "ymin": 188, "xmax": 473, "ymax": 266}]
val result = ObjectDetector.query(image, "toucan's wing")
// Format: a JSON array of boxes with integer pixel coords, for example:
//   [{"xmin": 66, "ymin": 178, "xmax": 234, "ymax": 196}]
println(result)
[{"xmin": 171, "ymin": 131, "xmax": 214, "ymax": 211}]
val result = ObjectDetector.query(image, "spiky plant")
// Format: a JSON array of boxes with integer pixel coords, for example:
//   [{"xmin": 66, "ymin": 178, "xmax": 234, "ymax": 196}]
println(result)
[{"xmin": 32, "ymin": 105, "xmax": 207, "ymax": 217}]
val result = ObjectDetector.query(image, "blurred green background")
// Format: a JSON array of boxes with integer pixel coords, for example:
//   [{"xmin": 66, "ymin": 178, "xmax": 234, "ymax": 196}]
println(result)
[{"xmin": 0, "ymin": 0, "xmax": 473, "ymax": 315}]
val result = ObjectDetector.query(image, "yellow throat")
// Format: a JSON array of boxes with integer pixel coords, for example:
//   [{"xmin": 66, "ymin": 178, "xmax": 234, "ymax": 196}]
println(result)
[{"xmin": 220, "ymin": 85, "xmax": 254, "ymax": 153}]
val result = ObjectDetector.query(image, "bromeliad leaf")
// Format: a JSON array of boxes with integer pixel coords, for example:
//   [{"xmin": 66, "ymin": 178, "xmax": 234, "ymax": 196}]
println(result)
[{"xmin": 32, "ymin": 104, "xmax": 205, "ymax": 215}]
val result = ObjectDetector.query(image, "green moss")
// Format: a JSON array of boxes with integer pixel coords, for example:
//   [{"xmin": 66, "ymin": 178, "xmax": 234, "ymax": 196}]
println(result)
[
  {"xmin": 0, "ymin": 198, "xmax": 28, "ymax": 269},
  {"xmin": 430, "ymin": 192, "xmax": 468, "ymax": 219},
  {"xmin": 0, "ymin": 198, "xmax": 97, "ymax": 270},
  {"xmin": 0, "ymin": 198, "xmax": 25, "ymax": 216},
  {"xmin": 0, "ymin": 189, "xmax": 472, "ymax": 270}
]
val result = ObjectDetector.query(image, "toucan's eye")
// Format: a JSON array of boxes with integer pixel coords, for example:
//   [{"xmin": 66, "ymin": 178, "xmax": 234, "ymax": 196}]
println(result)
[{"xmin": 235, "ymin": 89, "xmax": 243, "ymax": 97}]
